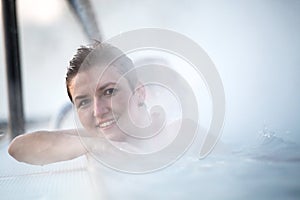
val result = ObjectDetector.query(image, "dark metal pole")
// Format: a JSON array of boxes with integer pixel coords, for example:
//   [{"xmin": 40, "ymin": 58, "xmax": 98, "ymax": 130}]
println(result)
[
  {"xmin": 1, "ymin": 0, "xmax": 25, "ymax": 138},
  {"xmin": 67, "ymin": 0, "xmax": 102, "ymax": 41}
]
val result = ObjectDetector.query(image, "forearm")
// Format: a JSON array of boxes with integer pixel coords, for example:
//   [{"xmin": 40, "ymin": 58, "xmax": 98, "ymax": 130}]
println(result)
[{"xmin": 8, "ymin": 130, "xmax": 87, "ymax": 165}]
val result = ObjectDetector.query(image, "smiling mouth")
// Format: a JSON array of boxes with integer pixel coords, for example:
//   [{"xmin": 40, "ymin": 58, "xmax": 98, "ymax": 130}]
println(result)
[{"xmin": 97, "ymin": 118, "xmax": 117, "ymax": 129}]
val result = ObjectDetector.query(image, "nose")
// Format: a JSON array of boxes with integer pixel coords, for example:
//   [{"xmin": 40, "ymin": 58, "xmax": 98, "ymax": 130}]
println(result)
[{"xmin": 93, "ymin": 97, "xmax": 110, "ymax": 118}]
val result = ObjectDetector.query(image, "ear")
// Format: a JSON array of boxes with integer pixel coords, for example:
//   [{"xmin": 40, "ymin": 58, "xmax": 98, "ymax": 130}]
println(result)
[{"xmin": 134, "ymin": 82, "xmax": 146, "ymax": 105}]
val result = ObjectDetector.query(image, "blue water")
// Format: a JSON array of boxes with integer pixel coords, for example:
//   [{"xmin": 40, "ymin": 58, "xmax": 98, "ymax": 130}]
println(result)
[
  {"xmin": 1, "ymin": 127, "xmax": 299, "ymax": 200},
  {"xmin": 87, "ymin": 129, "xmax": 300, "ymax": 200}
]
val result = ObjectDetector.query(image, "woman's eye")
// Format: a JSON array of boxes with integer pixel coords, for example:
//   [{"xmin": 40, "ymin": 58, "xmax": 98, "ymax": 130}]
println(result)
[
  {"xmin": 77, "ymin": 99, "xmax": 91, "ymax": 108},
  {"xmin": 104, "ymin": 88, "xmax": 118, "ymax": 96}
]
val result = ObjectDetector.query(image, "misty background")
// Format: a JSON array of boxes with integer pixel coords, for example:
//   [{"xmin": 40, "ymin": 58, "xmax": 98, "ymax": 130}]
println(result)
[{"xmin": 0, "ymin": 0, "xmax": 299, "ymax": 144}]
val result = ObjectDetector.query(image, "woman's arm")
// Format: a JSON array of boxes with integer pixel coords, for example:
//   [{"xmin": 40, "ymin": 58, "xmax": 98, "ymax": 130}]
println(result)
[{"xmin": 8, "ymin": 129, "xmax": 87, "ymax": 165}]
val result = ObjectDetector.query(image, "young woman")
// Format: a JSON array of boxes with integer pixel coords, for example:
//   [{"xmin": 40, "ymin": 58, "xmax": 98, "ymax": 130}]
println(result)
[{"xmin": 8, "ymin": 42, "xmax": 187, "ymax": 165}]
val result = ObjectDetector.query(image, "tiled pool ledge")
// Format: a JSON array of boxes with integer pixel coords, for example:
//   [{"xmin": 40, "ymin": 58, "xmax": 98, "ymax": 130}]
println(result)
[{"xmin": 0, "ymin": 137, "xmax": 98, "ymax": 200}]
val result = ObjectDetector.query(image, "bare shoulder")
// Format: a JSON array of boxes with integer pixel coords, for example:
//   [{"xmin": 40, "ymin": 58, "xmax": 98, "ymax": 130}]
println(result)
[
  {"xmin": 166, "ymin": 118, "xmax": 227, "ymax": 156},
  {"xmin": 166, "ymin": 118, "xmax": 198, "ymax": 132}
]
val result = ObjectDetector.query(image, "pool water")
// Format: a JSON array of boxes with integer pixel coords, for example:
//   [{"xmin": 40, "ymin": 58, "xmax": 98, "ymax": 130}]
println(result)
[
  {"xmin": 1, "ymin": 130, "xmax": 299, "ymax": 200},
  {"xmin": 87, "ymin": 132, "xmax": 300, "ymax": 200}
]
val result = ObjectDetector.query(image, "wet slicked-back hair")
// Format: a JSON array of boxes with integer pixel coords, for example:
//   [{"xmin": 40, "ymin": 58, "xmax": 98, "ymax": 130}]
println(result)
[{"xmin": 66, "ymin": 41, "xmax": 137, "ymax": 102}]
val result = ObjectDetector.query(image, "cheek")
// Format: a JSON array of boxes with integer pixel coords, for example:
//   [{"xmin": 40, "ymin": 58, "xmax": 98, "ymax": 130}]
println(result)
[
  {"xmin": 77, "ymin": 108, "xmax": 94, "ymax": 129},
  {"xmin": 124, "ymin": 95, "xmax": 139, "ymax": 118},
  {"xmin": 111, "ymin": 92, "xmax": 132, "ymax": 112},
  {"xmin": 128, "ymin": 98, "xmax": 139, "ymax": 117}
]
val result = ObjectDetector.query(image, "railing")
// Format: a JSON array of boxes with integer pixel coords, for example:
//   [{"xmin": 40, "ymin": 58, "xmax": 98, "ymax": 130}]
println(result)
[{"xmin": 1, "ymin": 0, "xmax": 101, "ymax": 139}]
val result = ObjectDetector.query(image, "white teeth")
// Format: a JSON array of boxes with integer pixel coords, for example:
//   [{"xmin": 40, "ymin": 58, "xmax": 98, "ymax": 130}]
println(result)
[{"xmin": 99, "ymin": 119, "xmax": 116, "ymax": 128}]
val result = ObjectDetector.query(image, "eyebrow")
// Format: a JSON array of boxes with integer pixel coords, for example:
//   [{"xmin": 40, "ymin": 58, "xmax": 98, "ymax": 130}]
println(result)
[
  {"xmin": 74, "ymin": 95, "xmax": 88, "ymax": 103},
  {"xmin": 73, "ymin": 82, "xmax": 117, "ymax": 102},
  {"xmin": 97, "ymin": 82, "xmax": 117, "ymax": 91}
]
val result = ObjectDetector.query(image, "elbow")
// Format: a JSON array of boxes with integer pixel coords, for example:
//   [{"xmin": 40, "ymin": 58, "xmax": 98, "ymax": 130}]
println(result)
[
  {"xmin": 8, "ymin": 135, "xmax": 23, "ymax": 160},
  {"xmin": 7, "ymin": 134, "xmax": 45, "ymax": 165},
  {"xmin": 7, "ymin": 144, "xmax": 15, "ymax": 158},
  {"xmin": 8, "ymin": 137, "xmax": 41, "ymax": 165}
]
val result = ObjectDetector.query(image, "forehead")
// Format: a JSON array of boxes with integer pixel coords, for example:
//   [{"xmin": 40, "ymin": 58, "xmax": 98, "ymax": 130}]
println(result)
[{"xmin": 69, "ymin": 66, "xmax": 126, "ymax": 97}]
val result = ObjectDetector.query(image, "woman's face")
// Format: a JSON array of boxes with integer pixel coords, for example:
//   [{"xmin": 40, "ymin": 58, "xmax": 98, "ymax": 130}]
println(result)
[{"xmin": 69, "ymin": 66, "xmax": 143, "ymax": 141}]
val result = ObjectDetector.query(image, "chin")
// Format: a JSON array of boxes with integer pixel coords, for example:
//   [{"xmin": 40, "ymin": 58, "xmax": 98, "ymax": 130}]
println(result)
[
  {"xmin": 106, "ymin": 132, "xmax": 126, "ymax": 142},
  {"xmin": 102, "ymin": 126, "xmax": 127, "ymax": 142}
]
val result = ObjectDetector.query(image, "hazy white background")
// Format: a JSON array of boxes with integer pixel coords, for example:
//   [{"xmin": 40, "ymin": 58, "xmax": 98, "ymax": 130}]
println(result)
[{"xmin": 0, "ymin": 0, "xmax": 299, "ymax": 143}]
